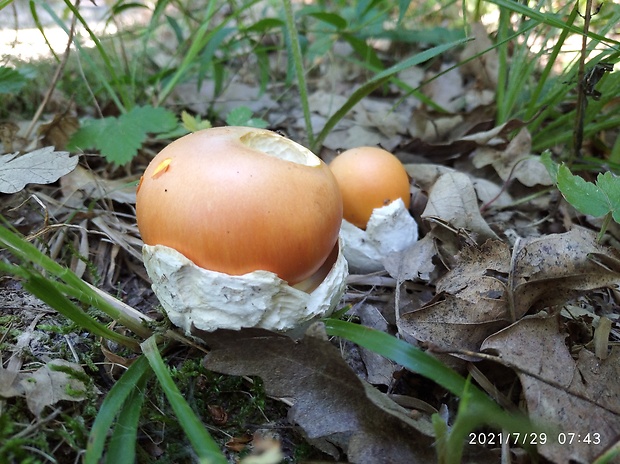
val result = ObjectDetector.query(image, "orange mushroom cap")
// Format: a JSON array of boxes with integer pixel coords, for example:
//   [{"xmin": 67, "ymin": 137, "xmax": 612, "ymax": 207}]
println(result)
[
  {"xmin": 136, "ymin": 126, "xmax": 343, "ymax": 285},
  {"xmin": 329, "ymin": 146, "xmax": 411, "ymax": 229}
]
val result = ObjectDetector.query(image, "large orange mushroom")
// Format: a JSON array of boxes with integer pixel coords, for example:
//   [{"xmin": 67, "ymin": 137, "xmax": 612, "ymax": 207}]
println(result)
[{"xmin": 136, "ymin": 126, "xmax": 343, "ymax": 286}]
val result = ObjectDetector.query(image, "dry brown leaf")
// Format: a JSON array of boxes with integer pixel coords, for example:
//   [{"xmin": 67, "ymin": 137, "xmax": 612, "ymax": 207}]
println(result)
[
  {"xmin": 0, "ymin": 147, "xmax": 78, "ymax": 194},
  {"xmin": 0, "ymin": 359, "xmax": 91, "ymax": 417},
  {"xmin": 403, "ymin": 116, "xmax": 529, "ymax": 162},
  {"xmin": 202, "ymin": 325, "xmax": 436, "ymax": 463},
  {"xmin": 398, "ymin": 295, "xmax": 510, "ymax": 355},
  {"xmin": 423, "ymin": 64, "xmax": 464, "ymax": 113},
  {"xmin": 422, "ymin": 171, "xmax": 498, "ymax": 241},
  {"xmin": 0, "ymin": 121, "xmax": 20, "ymax": 153},
  {"xmin": 38, "ymin": 113, "xmax": 79, "ymax": 150},
  {"xmin": 397, "ymin": 241, "xmax": 511, "ymax": 353},
  {"xmin": 481, "ymin": 315, "xmax": 620, "ymax": 464},
  {"xmin": 353, "ymin": 304, "xmax": 397, "ymax": 386},
  {"xmin": 60, "ymin": 165, "xmax": 137, "ymax": 205},
  {"xmin": 472, "ymin": 128, "xmax": 553, "ymax": 187},
  {"xmin": 511, "ymin": 228, "xmax": 620, "ymax": 317},
  {"xmin": 383, "ymin": 234, "xmax": 437, "ymax": 282},
  {"xmin": 397, "ymin": 231, "xmax": 620, "ymax": 356},
  {"xmin": 460, "ymin": 22, "xmax": 499, "ymax": 88}
]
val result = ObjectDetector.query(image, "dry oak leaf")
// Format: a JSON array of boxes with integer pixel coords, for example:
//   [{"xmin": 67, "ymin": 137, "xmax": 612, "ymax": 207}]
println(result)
[
  {"xmin": 0, "ymin": 147, "xmax": 78, "ymax": 194},
  {"xmin": 38, "ymin": 113, "xmax": 79, "ymax": 150},
  {"xmin": 202, "ymin": 326, "xmax": 435, "ymax": 464},
  {"xmin": 510, "ymin": 227, "xmax": 620, "ymax": 318},
  {"xmin": 0, "ymin": 359, "xmax": 90, "ymax": 417},
  {"xmin": 482, "ymin": 314, "xmax": 620, "ymax": 464},
  {"xmin": 422, "ymin": 171, "xmax": 498, "ymax": 241},
  {"xmin": 471, "ymin": 128, "xmax": 553, "ymax": 187},
  {"xmin": 397, "ymin": 240, "xmax": 512, "ymax": 354}
]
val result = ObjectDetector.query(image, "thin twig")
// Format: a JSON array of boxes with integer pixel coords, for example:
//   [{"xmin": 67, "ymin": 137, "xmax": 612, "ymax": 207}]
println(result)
[
  {"xmin": 282, "ymin": 0, "xmax": 315, "ymax": 149},
  {"xmin": 23, "ymin": 0, "xmax": 79, "ymax": 142},
  {"xmin": 572, "ymin": 0, "xmax": 594, "ymax": 161}
]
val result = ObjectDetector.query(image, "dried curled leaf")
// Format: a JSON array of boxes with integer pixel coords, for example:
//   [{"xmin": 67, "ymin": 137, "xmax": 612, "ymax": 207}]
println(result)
[
  {"xmin": 203, "ymin": 325, "xmax": 436, "ymax": 463},
  {"xmin": 0, "ymin": 359, "xmax": 91, "ymax": 417},
  {"xmin": 0, "ymin": 147, "xmax": 78, "ymax": 194},
  {"xmin": 482, "ymin": 315, "xmax": 620, "ymax": 464}
]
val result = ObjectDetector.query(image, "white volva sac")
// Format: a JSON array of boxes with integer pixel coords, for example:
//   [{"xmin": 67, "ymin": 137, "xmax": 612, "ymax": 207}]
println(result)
[
  {"xmin": 340, "ymin": 198, "xmax": 418, "ymax": 273},
  {"xmin": 142, "ymin": 240, "xmax": 348, "ymax": 334}
]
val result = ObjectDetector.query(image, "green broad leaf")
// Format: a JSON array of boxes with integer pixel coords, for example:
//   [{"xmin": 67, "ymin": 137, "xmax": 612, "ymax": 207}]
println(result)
[
  {"xmin": 67, "ymin": 118, "xmax": 107, "ymax": 152},
  {"xmin": 226, "ymin": 106, "xmax": 268, "ymax": 128},
  {"xmin": 68, "ymin": 106, "xmax": 177, "ymax": 165},
  {"xmin": 0, "ymin": 66, "xmax": 28, "ymax": 94},
  {"xmin": 595, "ymin": 171, "xmax": 620, "ymax": 223},
  {"xmin": 539, "ymin": 151, "xmax": 559, "ymax": 183},
  {"xmin": 306, "ymin": 12, "xmax": 348, "ymax": 30},
  {"xmin": 244, "ymin": 17, "xmax": 284, "ymax": 34},
  {"xmin": 557, "ymin": 164, "xmax": 611, "ymax": 217}
]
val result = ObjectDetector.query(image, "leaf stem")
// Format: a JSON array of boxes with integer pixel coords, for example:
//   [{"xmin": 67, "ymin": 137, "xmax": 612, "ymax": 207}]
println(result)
[{"xmin": 283, "ymin": 0, "xmax": 315, "ymax": 149}]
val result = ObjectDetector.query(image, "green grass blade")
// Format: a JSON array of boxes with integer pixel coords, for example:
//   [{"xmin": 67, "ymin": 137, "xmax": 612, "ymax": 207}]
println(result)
[
  {"xmin": 60, "ymin": 0, "xmax": 126, "ymax": 106},
  {"xmin": 311, "ymin": 37, "xmax": 471, "ymax": 152},
  {"xmin": 141, "ymin": 336, "xmax": 227, "ymax": 464},
  {"xmin": 21, "ymin": 272, "xmax": 141, "ymax": 350},
  {"xmin": 85, "ymin": 356, "xmax": 153, "ymax": 464},
  {"xmin": 324, "ymin": 318, "xmax": 474, "ymax": 397},
  {"xmin": 29, "ymin": 2, "xmax": 60, "ymax": 62},
  {"xmin": 104, "ymin": 369, "xmax": 149, "ymax": 464},
  {"xmin": 324, "ymin": 319, "xmax": 537, "ymax": 434},
  {"xmin": 484, "ymin": 0, "xmax": 620, "ymax": 47},
  {"xmin": 156, "ymin": 0, "xmax": 219, "ymax": 105},
  {"xmin": 283, "ymin": 0, "xmax": 315, "ymax": 148},
  {"xmin": 0, "ymin": 223, "xmax": 152, "ymax": 338},
  {"xmin": 39, "ymin": 2, "xmax": 125, "ymax": 111}
]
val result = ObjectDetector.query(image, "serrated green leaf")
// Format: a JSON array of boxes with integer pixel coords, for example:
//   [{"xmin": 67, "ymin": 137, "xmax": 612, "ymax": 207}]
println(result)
[
  {"xmin": 557, "ymin": 164, "xmax": 610, "ymax": 217},
  {"xmin": 0, "ymin": 66, "xmax": 28, "ymax": 94},
  {"xmin": 226, "ymin": 106, "xmax": 253, "ymax": 125},
  {"xmin": 98, "ymin": 118, "xmax": 144, "ymax": 165},
  {"xmin": 68, "ymin": 106, "xmax": 177, "ymax": 165},
  {"xmin": 595, "ymin": 171, "xmax": 620, "ymax": 223},
  {"xmin": 181, "ymin": 110, "xmax": 211, "ymax": 133},
  {"xmin": 226, "ymin": 106, "xmax": 268, "ymax": 128},
  {"xmin": 127, "ymin": 105, "xmax": 177, "ymax": 134},
  {"xmin": 67, "ymin": 119, "xmax": 109, "ymax": 152}
]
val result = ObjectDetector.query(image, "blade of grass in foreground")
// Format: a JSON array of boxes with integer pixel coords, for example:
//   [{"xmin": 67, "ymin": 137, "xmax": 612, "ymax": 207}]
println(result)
[
  {"xmin": 85, "ymin": 356, "xmax": 152, "ymax": 464},
  {"xmin": 0, "ymin": 222, "xmax": 152, "ymax": 338},
  {"xmin": 141, "ymin": 336, "xmax": 227, "ymax": 464},
  {"xmin": 323, "ymin": 319, "xmax": 535, "ymax": 434},
  {"xmin": 104, "ymin": 367, "xmax": 150, "ymax": 464},
  {"xmin": 22, "ymin": 272, "xmax": 141, "ymax": 350}
]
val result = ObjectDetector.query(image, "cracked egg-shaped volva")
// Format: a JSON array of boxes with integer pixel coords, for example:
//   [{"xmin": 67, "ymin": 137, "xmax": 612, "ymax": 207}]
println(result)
[{"xmin": 329, "ymin": 146, "xmax": 417, "ymax": 273}]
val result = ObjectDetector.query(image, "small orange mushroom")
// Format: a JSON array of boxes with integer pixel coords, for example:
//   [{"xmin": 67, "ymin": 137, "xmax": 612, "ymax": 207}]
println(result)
[
  {"xmin": 136, "ymin": 126, "xmax": 343, "ymax": 285},
  {"xmin": 329, "ymin": 146, "xmax": 411, "ymax": 229}
]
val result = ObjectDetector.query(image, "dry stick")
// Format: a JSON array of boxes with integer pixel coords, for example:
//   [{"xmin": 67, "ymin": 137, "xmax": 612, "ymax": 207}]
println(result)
[
  {"xmin": 23, "ymin": 4, "xmax": 78, "ymax": 142},
  {"xmin": 572, "ymin": 0, "xmax": 594, "ymax": 161}
]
